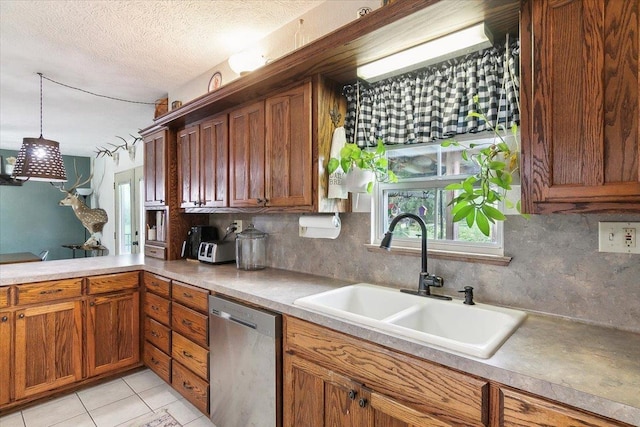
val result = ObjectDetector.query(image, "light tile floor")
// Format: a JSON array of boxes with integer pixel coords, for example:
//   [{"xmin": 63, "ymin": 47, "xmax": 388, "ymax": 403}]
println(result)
[{"xmin": 0, "ymin": 369, "xmax": 215, "ymax": 427}]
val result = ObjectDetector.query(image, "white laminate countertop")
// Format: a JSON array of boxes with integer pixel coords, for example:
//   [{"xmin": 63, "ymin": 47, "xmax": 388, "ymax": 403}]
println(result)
[{"xmin": 1, "ymin": 254, "xmax": 639, "ymax": 425}]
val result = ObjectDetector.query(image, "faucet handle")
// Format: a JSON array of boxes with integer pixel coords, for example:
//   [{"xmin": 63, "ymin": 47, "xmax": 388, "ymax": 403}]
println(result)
[
  {"xmin": 431, "ymin": 275, "xmax": 444, "ymax": 287},
  {"xmin": 458, "ymin": 286, "xmax": 475, "ymax": 305}
]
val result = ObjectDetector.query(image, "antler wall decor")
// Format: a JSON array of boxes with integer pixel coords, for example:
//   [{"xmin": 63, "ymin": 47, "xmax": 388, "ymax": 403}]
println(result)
[{"xmin": 95, "ymin": 134, "xmax": 141, "ymax": 160}]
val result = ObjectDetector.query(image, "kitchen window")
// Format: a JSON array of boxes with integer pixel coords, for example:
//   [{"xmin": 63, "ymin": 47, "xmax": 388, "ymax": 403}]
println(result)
[{"xmin": 371, "ymin": 133, "xmax": 506, "ymax": 257}]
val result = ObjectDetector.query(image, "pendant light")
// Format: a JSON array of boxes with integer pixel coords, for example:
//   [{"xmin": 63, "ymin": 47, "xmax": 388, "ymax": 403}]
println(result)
[{"xmin": 12, "ymin": 73, "xmax": 67, "ymax": 182}]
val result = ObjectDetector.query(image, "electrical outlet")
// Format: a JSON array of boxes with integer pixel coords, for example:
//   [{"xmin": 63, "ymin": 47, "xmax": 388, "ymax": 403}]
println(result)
[
  {"xmin": 598, "ymin": 222, "xmax": 640, "ymax": 254},
  {"xmin": 233, "ymin": 219, "xmax": 243, "ymax": 232}
]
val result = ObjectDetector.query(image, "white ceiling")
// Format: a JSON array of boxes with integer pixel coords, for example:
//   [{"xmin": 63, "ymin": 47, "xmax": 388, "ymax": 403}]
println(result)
[{"xmin": 0, "ymin": 0, "xmax": 325, "ymax": 157}]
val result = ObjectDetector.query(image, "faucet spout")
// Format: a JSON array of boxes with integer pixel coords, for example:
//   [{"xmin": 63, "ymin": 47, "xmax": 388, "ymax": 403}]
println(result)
[{"xmin": 380, "ymin": 213, "xmax": 451, "ymax": 301}]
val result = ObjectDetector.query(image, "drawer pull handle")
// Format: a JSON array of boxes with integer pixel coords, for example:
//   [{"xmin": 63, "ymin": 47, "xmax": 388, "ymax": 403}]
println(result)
[
  {"xmin": 183, "ymin": 292, "xmax": 192, "ymax": 298},
  {"xmin": 182, "ymin": 350, "xmax": 193, "ymax": 358},
  {"xmin": 90, "ymin": 302, "xmax": 95, "ymax": 306},
  {"xmin": 1, "ymin": 316, "xmax": 7, "ymax": 322},
  {"xmin": 358, "ymin": 398, "xmax": 368, "ymax": 408},
  {"xmin": 182, "ymin": 381, "xmax": 193, "ymax": 390},
  {"xmin": 151, "ymin": 331, "xmax": 160, "ymax": 337},
  {"xmin": 182, "ymin": 319, "xmax": 192, "ymax": 326},
  {"xmin": 150, "ymin": 357, "xmax": 159, "ymax": 365},
  {"xmin": 348, "ymin": 390, "xmax": 357, "ymax": 400},
  {"xmin": 151, "ymin": 305, "xmax": 159, "ymax": 311},
  {"xmin": 40, "ymin": 289, "xmax": 62, "ymax": 295}
]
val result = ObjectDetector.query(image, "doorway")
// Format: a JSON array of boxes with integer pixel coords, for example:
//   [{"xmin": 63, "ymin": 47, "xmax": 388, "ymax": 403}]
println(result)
[{"xmin": 114, "ymin": 167, "xmax": 144, "ymax": 255}]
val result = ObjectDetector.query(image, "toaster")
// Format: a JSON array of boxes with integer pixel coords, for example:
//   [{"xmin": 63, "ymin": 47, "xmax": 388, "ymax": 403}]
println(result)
[{"xmin": 198, "ymin": 241, "xmax": 235, "ymax": 264}]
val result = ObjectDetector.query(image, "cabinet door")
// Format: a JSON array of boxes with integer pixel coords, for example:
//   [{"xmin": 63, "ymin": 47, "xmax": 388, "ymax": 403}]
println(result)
[
  {"xmin": 284, "ymin": 353, "xmax": 371, "ymax": 427},
  {"xmin": 144, "ymin": 130, "xmax": 167, "ymax": 206},
  {"xmin": 0, "ymin": 311, "xmax": 11, "ymax": 405},
  {"xmin": 521, "ymin": 0, "xmax": 640, "ymax": 213},
  {"xmin": 229, "ymin": 101, "xmax": 265, "ymax": 207},
  {"xmin": 87, "ymin": 291, "xmax": 140, "ymax": 377},
  {"xmin": 200, "ymin": 114, "xmax": 228, "ymax": 207},
  {"xmin": 265, "ymin": 82, "xmax": 312, "ymax": 207},
  {"xmin": 178, "ymin": 125, "xmax": 201, "ymax": 208},
  {"xmin": 14, "ymin": 301, "xmax": 83, "ymax": 399}
]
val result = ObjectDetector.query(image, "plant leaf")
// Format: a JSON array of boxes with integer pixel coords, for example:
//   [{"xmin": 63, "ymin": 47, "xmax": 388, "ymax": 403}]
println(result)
[
  {"xmin": 327, "ymin": 158, "xmax": 339, "ymax": 174},
  {"xmin": 475, "ymin": 210, "xmax": 491, "ymax": 236},
  {"xmin": 483, "ymin": 204, "xmax": 506, "ymax": 221}
]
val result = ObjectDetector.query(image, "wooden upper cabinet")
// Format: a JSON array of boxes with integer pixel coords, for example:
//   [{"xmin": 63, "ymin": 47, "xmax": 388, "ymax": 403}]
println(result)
[
  {"xmin": 199, "ymin": 114, "xmax": 228, "ymax": 207},
  {"xmin": 144, "ymin": 129, "xmax": 168, "ymax": 207},
  {"xmin": 178, "ymin": 125, "xmax": 201, "ymax": 208},
  {"xmin": 520, "ymin": 0, "xmax": 640, "ymax": 213},
  {"xmin": 229, "ymin": 100, "xmax": 266, "ymax": 207},
  {"xmin": 265, "ymin": 82, "xmax": 312, "ymax": 207}
]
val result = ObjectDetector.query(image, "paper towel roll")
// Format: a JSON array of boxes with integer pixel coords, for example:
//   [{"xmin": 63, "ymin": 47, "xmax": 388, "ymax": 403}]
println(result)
[{"xmin": 299, "ymin": 215, "xmax": 341, "ymax": 239}]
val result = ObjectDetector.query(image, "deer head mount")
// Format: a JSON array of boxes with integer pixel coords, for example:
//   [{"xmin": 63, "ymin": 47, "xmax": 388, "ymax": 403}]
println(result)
[{"xmin": 58, "ymin": 169, "xmax": 108, "ymax": 248}]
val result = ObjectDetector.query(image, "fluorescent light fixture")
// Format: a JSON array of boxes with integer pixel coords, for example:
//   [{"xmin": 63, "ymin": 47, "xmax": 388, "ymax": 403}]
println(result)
[{"xmin": 357, "ymin": 23, "xmax": 493, "ymax": 83}]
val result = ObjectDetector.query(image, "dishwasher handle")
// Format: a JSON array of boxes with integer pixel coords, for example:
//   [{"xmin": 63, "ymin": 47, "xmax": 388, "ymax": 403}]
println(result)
[
  {"xmin": 210, "ymin": 308, "xmax": 258, "ymax": 330},
  {"xmin": 209, "ymin": 295, "xmax": 282, "ymax": 338}
]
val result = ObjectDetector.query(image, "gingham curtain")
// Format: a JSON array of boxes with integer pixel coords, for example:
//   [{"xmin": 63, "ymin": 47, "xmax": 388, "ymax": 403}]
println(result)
[{"xmin": 343, "ymin": 41, "xmax": 520, "ymax": 147}]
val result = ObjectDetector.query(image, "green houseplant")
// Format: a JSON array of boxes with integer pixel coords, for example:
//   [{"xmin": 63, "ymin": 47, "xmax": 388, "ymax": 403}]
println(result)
[
  {"xmin": 442, "ymin": 96, "xmax": 526, "ymax": 236},
  {"xmin": 327, "ymin": 138, "xmax": 398, "ymax": 193}
]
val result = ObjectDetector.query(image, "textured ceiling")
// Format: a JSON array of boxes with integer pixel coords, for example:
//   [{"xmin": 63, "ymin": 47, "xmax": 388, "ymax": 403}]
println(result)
[{"xmin": 0, "ymin": 0, "xmax": 325, "ymax": 156}]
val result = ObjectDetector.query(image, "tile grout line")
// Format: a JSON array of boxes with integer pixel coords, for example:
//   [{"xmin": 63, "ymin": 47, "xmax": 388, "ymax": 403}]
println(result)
[{"xmin": 74, "ymin": 390, "xmax": 97, "ymax": 427}]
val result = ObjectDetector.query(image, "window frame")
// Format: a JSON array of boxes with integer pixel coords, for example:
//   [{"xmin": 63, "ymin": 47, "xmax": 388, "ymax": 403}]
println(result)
[{"xmin": 370, "ymin": 136, "xmax": 506, "ymax": 257}]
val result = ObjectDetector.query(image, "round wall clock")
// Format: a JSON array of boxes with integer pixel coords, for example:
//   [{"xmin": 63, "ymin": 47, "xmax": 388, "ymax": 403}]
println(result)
[{"xmin": 208, "ymin": 71, "xmax": 222, "ymax": 92}]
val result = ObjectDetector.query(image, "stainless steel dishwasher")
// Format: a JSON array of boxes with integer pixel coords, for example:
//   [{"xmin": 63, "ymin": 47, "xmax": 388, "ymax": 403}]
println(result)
[{"xmin": 209, "ymin": 295, "xmax": 282, "ymax": 427}]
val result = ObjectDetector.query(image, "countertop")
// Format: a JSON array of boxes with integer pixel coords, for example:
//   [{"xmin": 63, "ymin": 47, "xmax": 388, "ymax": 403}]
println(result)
[{"xmin": 1, "ymin": 254, "xmax": 638, "ymax": 425}]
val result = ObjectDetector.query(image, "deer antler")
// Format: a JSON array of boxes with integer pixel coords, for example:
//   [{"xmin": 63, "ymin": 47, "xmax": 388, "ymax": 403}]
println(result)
[{"xmin": 59, "ymin": 159, "xmax": 92, "ymax": 193}]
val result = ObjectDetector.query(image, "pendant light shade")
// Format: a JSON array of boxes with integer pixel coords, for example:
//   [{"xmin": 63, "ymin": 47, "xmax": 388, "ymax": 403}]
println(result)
[
  {"xmin": 12, "ymin": 72, "xmax": 67, "ymax": 182},
  {"xmin": 12, "ymin": 137, "xmax": 67, "ymax": 182}
]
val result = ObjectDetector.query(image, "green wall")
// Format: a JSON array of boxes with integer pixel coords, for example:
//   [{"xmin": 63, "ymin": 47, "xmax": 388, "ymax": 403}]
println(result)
[{"xmin": 0, "ymin": 149, "xmax": 92, "ymax": 261}]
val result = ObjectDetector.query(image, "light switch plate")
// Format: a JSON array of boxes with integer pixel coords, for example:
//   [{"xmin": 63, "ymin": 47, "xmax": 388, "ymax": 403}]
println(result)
[{"xmin": 598, "ymin": 222, "xmax": 640, "ymax": 254}]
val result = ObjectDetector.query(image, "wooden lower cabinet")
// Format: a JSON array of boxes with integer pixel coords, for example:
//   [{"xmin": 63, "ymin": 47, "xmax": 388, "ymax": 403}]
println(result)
[
  {"xmin": 0, "ymin": 311, "xmax": 12, "ymax": 405},
  {"xmin": 284, "ymin": 316, "xmax": 489, "ymax": 427},
  {"xmin": 14, "ymin": 300, "xmax": 83, "ymax": 400},
  {"xmin": 492, "ymin": 386, "xmax": 633, "ymax": 427},
  {"xmin": 144, "ymin": 341, "xmax": 171, "ymax": 383},
  {"xmin": 86, "ymin": 290, "xmax": 140, "ymax": 377}
]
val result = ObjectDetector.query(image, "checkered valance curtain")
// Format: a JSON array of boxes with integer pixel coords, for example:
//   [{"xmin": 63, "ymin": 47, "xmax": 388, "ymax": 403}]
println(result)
[{"xmin": 343, "ymin": 41, "xmax": 520, "ymax": 147}]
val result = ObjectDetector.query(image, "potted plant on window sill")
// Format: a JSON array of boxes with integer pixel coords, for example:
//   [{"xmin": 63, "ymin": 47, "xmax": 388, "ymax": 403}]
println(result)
[
  {"xmin": 327, "ymin": 138, "xmax": 398, "ymax": 193},
  {"xmin": 442, "ymin": 96, "xmax": 527, "ymax": 236}
]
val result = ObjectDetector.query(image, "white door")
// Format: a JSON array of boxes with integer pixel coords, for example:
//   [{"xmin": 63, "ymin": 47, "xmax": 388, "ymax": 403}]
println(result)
[{"xmin": 114, "ymin": 167, "xmax": 144, "ymax": 254}]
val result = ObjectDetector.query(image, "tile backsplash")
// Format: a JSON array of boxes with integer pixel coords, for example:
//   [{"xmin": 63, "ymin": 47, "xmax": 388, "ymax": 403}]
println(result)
[{"xmin": 208, "ymin": 212, "xmax": 640, "ymax": 333}]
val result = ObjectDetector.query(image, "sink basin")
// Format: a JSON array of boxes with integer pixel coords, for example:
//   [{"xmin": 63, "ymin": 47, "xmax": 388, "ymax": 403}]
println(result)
[{"xmin": 294, "ymin": 283, "xmax": 527, "ymax": 358}]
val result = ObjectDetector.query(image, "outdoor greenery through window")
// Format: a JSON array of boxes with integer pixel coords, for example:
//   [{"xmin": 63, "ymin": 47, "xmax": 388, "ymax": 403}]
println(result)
[{"xmin": 372, "ymin": 133, "xmax": 504, "ymax": 256}]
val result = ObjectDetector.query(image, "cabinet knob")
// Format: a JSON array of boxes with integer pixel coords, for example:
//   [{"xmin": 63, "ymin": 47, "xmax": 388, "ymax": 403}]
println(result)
[
  {"xmin": 348, "ymin": 390, "xmax": 357, "ymax": 400},
  {"xmin": 358, "ymin": 398, "xmax": 368, "ymax": 408},
  {"xmin": 1, "ymin": 316, "xmax": 7, "ymax": 322},
  {"xmin": 182, "ymin": 381, "xmax": 194, "ymax": 390},
  {"xmin": 18, "ymin": 313, "xmax": 25, "ymax": 319}
]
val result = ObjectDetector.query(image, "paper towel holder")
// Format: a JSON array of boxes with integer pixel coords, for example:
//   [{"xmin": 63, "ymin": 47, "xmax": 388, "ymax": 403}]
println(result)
[{"xmin": 299, "ymin": 213, "xmax": 341, "ymax": 239}]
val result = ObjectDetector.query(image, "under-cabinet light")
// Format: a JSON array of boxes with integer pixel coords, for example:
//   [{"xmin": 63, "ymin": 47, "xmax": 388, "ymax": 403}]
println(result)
[{"xmin": 357, "ymin": 22, "xmax": 493, "ymax": 83}]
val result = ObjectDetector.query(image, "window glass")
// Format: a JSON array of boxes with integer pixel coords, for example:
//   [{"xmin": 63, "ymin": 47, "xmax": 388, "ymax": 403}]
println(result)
[{"xmin": 373, "ymin": 136, "xmax": 504, "ymax": 256}]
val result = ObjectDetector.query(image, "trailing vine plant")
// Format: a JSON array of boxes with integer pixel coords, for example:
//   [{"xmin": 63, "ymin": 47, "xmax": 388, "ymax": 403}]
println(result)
[{"xmin": 442, "ymin": 95, "xmax": 527, "ymax": 236}]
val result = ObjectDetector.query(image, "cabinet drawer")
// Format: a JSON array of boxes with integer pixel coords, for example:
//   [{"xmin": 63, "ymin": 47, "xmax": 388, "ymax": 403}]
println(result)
[
  {"xmin": 285, "ymin": 317, "xmax": 489, "ymax": 426},
  {"xmin": 498, "ymin": 387, "xmax": 629, "ymax": 427},
  {"xmin": 0, "ymin": 287, "xmax": 10, "ymax": 308},
  {"xmin": 87, "ymin": 272, "xmax": 139, "ymax": 294},
  {"xmin": 145, "ymin": 245, "xmax": 166, "ymax": 260},
  {"xmin": 144, "ymin": 341, "xmax": 171, "ymax": 384},
  {"xmin": 16, "ymin": 279, "xmax": 82, "ymax": 305},
  {"xmin": 172, "ymin": 303, "xmax": 208, "ymax": 348},
  {"xmin": 172, "ymin": 360, "xmax": 209, "ymax": 415},
  {"xmin": 172, "ymin": 332, "xmax": 209, "ymax": 380},
  {"xmin": 144, "ymin": 273, "xmax": 171, "ymax": 298},
  {"xmin": 145, "ymin": 317, "xmax": 171, "ymax": 354},
  {"xmin": 144, "ymin": 292, "xmax": 171, "ymax": 326},
  {"xmin": 172, "ymin": 281, "xmax": 208, "ymax": 313}
]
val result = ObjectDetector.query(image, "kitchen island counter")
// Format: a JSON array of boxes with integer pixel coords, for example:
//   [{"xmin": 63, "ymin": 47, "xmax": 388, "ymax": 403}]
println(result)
[{"xmin": 1, "ymin": 255, "xmax": 638, "ymax": 425}]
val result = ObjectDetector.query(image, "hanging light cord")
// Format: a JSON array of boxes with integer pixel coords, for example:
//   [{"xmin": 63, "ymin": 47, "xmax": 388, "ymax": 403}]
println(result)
[
  {"xmin": 40, "ymin": 73, "xmax": 157, "ymax": 105},
  {"xmin": 38, "ymin": 72, "xmax": 44, "ymax": 137}
]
